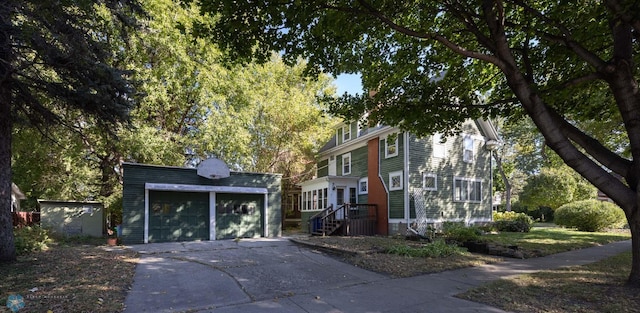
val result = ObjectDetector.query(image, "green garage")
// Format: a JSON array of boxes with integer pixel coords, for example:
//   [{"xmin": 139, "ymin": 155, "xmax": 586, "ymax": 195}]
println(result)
[{"xmin": 121, "ymin": 161, "xmax": 281, "ymax": 244}]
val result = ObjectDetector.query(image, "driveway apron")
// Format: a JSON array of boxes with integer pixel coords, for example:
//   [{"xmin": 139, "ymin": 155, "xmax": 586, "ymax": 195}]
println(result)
[{"xmin": 123, "ymin": 238, "xmax": 386, "ymax": 313}]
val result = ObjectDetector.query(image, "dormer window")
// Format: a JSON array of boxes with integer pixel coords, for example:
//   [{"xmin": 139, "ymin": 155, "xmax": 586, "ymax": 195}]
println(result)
[{"xmin": 342, "ymin": 124, "xmax": 351, "ymax": 142}]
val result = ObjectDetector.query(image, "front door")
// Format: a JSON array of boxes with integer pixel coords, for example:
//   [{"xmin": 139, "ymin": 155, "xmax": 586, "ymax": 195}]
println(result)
[{"xmin": 336, "ymin": 188, "xmax": 346, "ymax": 219}]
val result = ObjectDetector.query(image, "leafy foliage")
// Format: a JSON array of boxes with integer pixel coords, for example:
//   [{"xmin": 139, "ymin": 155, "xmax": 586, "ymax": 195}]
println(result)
[
  {"xmin": 195, "ymin": 0, "xmax": 640, "ymax": 283},
  {"xmin": 555, "ymin": 200, "xmax": 628, "ymax": 232},
  {"xmin": 492, "ymin": 211, "xmax": 534, "ymax": 233},
  {"xmin": 441, "ymin": 222, "xmax": 482, "ymax": 244},
  {"xmin": 519, "ymin": 166, "xmax": 596, "ymax": 210},
  {"xmin": 385, "ymin": 239, "xmax": 466, "ymax": 258},
  {"xmin": 13, "ymin": 226, "xmax": 51, "ymax": 255},
  {"xmin": 11, "ymin": 0, "xmax": 336, "ymax": 226}
]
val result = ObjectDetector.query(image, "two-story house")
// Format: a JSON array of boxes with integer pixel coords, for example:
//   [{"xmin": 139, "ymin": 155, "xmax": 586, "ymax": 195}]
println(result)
[{"xmin": 299, "ymin": 119, "xmax": 499, "ymax": 236}]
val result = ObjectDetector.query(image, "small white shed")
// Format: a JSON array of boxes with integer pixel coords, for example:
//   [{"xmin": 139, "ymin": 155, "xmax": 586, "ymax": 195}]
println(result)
[{"xmin": 39, "ymin": 200, "xmax": 104, "ymax": 237}]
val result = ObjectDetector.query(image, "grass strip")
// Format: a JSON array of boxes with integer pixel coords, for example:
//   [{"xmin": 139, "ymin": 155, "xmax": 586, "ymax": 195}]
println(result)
[{"xmin": 457, "ymin": 251, "xmax": 640, "ymax": 313}]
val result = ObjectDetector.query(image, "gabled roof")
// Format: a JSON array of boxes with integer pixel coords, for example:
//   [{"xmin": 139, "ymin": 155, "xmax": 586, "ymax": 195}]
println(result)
[{"xmin": 316, "ymin": 118, "xmax": 500, "ymax": 156}]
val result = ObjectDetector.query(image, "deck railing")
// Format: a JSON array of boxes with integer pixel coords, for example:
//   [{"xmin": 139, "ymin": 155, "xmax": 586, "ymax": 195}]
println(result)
[{"xmin": 309, "ymin": 203, "xmax": 377, "ymax": 236}]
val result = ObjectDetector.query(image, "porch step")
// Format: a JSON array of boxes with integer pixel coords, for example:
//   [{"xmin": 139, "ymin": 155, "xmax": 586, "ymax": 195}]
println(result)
[{"xmin": 311, "ymin": 221, "xmax": 342, "ymax": 236}]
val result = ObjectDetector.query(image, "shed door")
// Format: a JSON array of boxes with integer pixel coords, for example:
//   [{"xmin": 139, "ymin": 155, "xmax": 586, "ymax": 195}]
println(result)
[
  {"xmin": 148, "ymin": 191, "xmax": 209, "ymax": 243},
  {"xmin": 216, "ymin": 193, "xmax": 263, "ymax": 239}
]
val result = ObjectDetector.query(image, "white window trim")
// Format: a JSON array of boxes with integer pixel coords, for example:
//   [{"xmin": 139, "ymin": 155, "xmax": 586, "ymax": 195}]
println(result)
[
  {"xmin": 463, "ymin": 135, "xmax": 474, "ymax": 163},
  {"xmin": 389, "ymin": 170, "xmax": 403, "ymax": 191},
  {"xmin": 342, "ymin": 124, "xmax": 351, "ymax": 142},
  {"xmin": 342, "ymin": 153, "xmax": 352, "ymax": 175},
  {"xmin": 422, "ymin": 173, "xmax": 437, "ymax": 191},
  {"xmin": 385, "ymin": 134, "xmax": 399, "ymax": 158},
  {"xmin": 359, "ymin": 177, "xmax": 369, "ymax": 195},
  {"xmin": 453, "ymin": 176, "xmax": 483, "ymax": 203}
]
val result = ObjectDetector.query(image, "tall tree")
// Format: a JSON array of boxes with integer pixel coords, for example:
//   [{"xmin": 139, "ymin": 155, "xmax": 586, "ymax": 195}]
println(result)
[
  {"xmin": 1, "ymin": 0, "xmax": 141, "ymax": 262},
  {"xmin": 197, "ymin": 1, "xmax": 640, "ymax": 285}
]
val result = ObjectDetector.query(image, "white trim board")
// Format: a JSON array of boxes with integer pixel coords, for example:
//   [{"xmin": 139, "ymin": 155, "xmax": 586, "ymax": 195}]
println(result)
[{"xmin": 145, "ymin": 183, "xmax": 268, "ymax": 194}]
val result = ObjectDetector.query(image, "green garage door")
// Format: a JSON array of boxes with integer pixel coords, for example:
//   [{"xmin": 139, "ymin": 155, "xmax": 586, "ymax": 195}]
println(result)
[
  {"xmin": 216, "ymin": 193, "xmax": 263, "ymax": 239},
  {"xmin": 148, "ymin": 191, "xmax": 209, "ymax": 242}
]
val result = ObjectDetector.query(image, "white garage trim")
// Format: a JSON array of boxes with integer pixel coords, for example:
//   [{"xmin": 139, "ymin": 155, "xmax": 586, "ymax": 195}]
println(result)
[
  {"xmin": 145, "ymin": 183, "xmax": 268, "ymax": 194},
  {"xmin": 143, "ymin": 183, "xmax": 269, "ymax": 243},
  {"xmin": 209, "ymin": 192, "xmax": 216, "ymax": 241}
]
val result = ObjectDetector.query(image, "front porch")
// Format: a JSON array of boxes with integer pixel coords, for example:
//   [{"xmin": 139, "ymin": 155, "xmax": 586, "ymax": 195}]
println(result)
[{"xmin": 308, "ymin": 203, "xmax": 378, "ymax": 236}]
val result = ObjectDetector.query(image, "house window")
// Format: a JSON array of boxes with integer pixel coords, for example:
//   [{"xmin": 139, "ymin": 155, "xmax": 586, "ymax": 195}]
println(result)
[
  {"xmin": 433, "ymin": 133, "xmax": 446, "ymax": 158},
  {"xmin": 454, "ymin": 177, "xmax": 482, "ymax": 202},
  {"xmin": 312, "ymin": 190, "xmax": 317, "ymax": 210},
  {"xmin": 349, "ymin": 187, "xmax": 357, "ymax": 204},
  {"xmin": 323, "ymin": 188, "xmax": 328, "ymax": 209},
  {"xmin": 463, "ymin": 135, "xmax": 474, "ymax": 163},
  {"xmin": 342, "ymin": 153, "xmax": 351, "ymax": 175},
  {"xmin": 343, "ymin": 124, "xmax": 351, "ymax": 142},
  {"xmin": 385, "ymin": 133, "xmax": 399, "ymax": 158},
  {"xmin": 359, "ymin": 177, "xmax": 368, "ymax": 195},
  {"xmin": 423, "ymin": 173, "xmax": 437, "ymax": 191},
  {"xmin": 389, "ymin": 171, "xmax": 403, "ymax": 191}
]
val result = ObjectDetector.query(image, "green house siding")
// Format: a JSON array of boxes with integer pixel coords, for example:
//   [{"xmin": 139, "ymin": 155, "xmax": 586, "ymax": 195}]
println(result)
[
  {"xmin": 379, "ymin": 133, "xmax": 405, "ymax": 219},
  {"xmin": 122, "ymin": 163, "xmax": 281, "ymax": 244},
  {"xmin": 337, "ymin": 145, "xmax": 367, "ymax": 177},
  {"xmin": 407, "ymin": 120, "xmax": 493, "ymax": 222}
]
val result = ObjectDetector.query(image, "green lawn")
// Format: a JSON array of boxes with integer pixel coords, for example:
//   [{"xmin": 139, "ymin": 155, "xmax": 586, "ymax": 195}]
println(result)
[
  {"xmin": 456, "ymin": 226, "xmax": 636, "ymax": 313},
  {"xmin": 482, "ymin": 226, "xmax": 631, "ymax": 256},
  {"xmin": 458, "ymin": 251, "xmax": 640, "ymax": 313}
]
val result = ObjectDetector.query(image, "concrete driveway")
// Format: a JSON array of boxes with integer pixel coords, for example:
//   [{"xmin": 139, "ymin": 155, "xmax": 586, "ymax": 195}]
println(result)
[
  {"xmin": 123, "ymin": 237, "xmax": 390, "ymax": 313},
  {"xmin": 123, "ymin": 237, "xmax": 631, "ymax": 313}
]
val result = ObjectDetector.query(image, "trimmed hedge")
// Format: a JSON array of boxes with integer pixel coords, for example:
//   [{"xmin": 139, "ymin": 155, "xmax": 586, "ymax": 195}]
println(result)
[
  {"xmin": 554, "ymin": 200, "xmax": 627, "ymax": 232},
  {"xmin": 442, "ymin": 222, "xmax": 482, "ymax": 243},
  {"xmin": 492, "ymin": 211, "xmax": 534, "ymax": 232}
]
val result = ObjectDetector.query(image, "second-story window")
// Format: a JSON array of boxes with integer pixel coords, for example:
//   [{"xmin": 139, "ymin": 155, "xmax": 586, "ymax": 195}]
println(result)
[
  {"xmin": 385, "ymin": 133, "xmax": 398, "ymax": 158},
  {"xmin": 342, "ymin": 153, "xmax": 351, "ymax": 175},
  {"xmin": 463, "ymin": 135, "xmax": 474, "ymax": 163},
  {"xmin": 343, "ymin": 124, "xmax": 351, "ymax": 142}
]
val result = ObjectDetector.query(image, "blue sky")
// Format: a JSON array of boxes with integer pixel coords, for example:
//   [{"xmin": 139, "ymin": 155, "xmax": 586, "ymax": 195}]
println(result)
[{"xmin": 334, "ymin": 73, "xmax": 363, "ymax": 95}]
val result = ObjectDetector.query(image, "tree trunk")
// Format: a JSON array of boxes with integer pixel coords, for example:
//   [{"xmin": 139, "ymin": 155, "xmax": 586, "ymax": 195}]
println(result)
[
  {"xmin": 494, "ymin": 153, "xmax": 512, "ymax": 211},
  {"xmin": 627, "ymin": 199, "xmax": 640, "ymax": 287},
  {"xmin": 0, "ymin": 2, "xmax": 16, "ymax": 263},
  {"xmin": 0, "ymin": 99, "xmax": 15, "ymax": 263}
]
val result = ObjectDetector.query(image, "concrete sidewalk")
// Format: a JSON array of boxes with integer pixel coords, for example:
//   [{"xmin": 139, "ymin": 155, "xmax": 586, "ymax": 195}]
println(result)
[{"xmin": 123, "ymin": 238, "xmax": 631, "ymax": 313}]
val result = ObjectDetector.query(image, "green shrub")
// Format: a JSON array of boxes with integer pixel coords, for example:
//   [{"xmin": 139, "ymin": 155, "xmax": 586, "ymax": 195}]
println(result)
[
  {"xmin": 385, "ymin": 239, "xmax": 466, "ymax": 258},
  {"xmin": 492, "ymin": 211, "xmax": 534, "ymax": 232},
  {"xmin": 14, "ymin": 226, "xmax": 52, "ymax": 255},
  {"xmin": 442, "ymin": 222, "xmax": 481, "ymax": 243},
  {"xmin": 555, "ymin": 200, "xmax": 627, "ymax": 232}
]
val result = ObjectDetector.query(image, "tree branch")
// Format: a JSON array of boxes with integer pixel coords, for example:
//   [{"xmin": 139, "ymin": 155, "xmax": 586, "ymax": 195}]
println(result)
[{"xmin": 320, "ymin": 0, "xmax": 507, "ymax": 67}]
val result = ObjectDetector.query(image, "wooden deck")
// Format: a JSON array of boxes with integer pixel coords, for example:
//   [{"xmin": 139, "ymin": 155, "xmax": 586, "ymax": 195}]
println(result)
[{"xmin": 309, "ymin": 203, "xmax": 377, "ymax": 236}]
